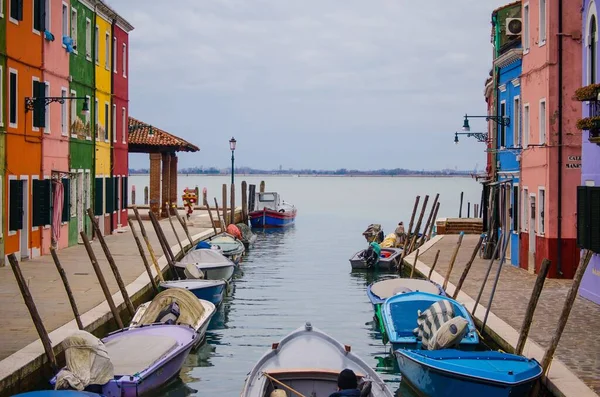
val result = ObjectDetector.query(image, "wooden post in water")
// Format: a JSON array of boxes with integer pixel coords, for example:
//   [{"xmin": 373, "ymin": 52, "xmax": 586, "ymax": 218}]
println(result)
[
  {"xmin": 426, "ymin": 202, "xmax": 440, "ymax": 241},
  {"xmin": 467, "ymin": 202, "xmax": 471, "ymax": 218},
  {"xmin": 173, "ymin": 205, "xmax": 193, "ymax": 247},
  {"xmin": 410, "ymin": 249, "xmax": 420, "ymax": 279},
  {"xmin": 230, "ymin": 183, "xmax": 236, "ymax": 225},
  {"xmin": 459, "ymin": 191, "xmax": 464, "ymax": 218},
  {"xmin": 248, "ymin": 184, "xmax": 256, "ymax": 212},
  {"xmin": 202, "ymin": 188, "xmax": 208, "ymax": 206},
  {"xmin": 443, "ymin": 232, "xmax": 464, "ymax": 291},
  {"xmin": 214, "ymin": 198, "xmax": 225, "ymax": 233},
  {"xmin": 132, "ymin": 206, "xmax": 164, "ymax": 282},
  {"xmin": 131, "ymin": 185, "xmax": 136, "ymax": 205},
  {"xmin": 144, "ymin": 186, "xmax": 149, "ymax": 205},
  {"xmin": 165, "ymin": 202, "xmax": 184, "ymax": 254},
  {"xmin": 427, "ymin": 250, "xmax": 441, "ymax": 280},
  {"xmin": 80, "ymin": 232, "xmax": 124, "ymax": 329},
  {"xmin": 260, "ymin": 180, "xmax": 265, "ymax": 193},
  {"xmin": 206, "ymin": 201, "xmax": 218, "ymax": 235},
  {"xmin": 540, "ymin": 250, "xmax": 593, "ymax": 372},
  {"xmin": 50, "ymin": 247, "xmax": 84, "ymax": 330},
  {"xmin": 86, "ymin": 208, "xmax": 135, "ymax": 317},
  {"xmin": 418, "ymin": 193, "xmax": 439, "ymax": 247},
  {"xmin": 148, "ymin": 210, "xmax": 180, "ymax": 280},
  {"xmin": 241, "ymin": 181, "xmax": 248, "ymax": 223},
  {"xmin": 473, "ymin": 231, "xmax": 503, "ymax": 316},
  {"xmin": 453, "ymin": 234, "xmax": 484, "ymax": 299},
  {"xmin": 222, "ymin": 184, "xmax": 228, "ymax": 227},
  {"xmin": 128, "ymin": 219, "xmax": 160, "ymax": 293},
  {"xmin": 411, "ymin": 195, "xmax": 430, "ymax": 251},
  {"xmin": 8, "ymin": 254, "xmax": 59, "ymax": 373},
  {"xmin": 515, "ymin": 258, "xmax": 551, "ymax": 355}
]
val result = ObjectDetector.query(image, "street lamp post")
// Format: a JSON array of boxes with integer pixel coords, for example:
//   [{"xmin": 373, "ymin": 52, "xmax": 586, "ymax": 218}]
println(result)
[{"xmin": 229, "ymin": 137, "xmax": 237, "ymax": 185}]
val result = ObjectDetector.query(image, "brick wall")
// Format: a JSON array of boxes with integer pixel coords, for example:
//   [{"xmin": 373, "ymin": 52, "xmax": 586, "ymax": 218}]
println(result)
[
  {"xmin": 169, "ymin": 154, "xmax": 178, "ymax": 212},
  {"xmin": 149, "ymin": 153, "xmax": 161, "ymax": 217},
  {"xmin": 161, "ymin": 153, "xmax": 171, "ymax": 217}
]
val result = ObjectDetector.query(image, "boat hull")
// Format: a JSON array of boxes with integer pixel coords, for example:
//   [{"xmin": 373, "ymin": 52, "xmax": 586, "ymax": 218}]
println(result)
[
  {"xmin": 349, "ymin": 248, "xmax": 402, "ymax": 270},
  {"xmin": 395, "ymin": 349, "xmax": 542, "ymax": 397},
  {"xmin": 159, "ymin": 281, "xmax": 226, "ymax": 306},
  {"xmin": 249, "ymin": 208, "xmax": 296, "ymax": 228}
]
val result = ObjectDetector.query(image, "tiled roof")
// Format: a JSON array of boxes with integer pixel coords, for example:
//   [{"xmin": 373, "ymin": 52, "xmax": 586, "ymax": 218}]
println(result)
[{"xmin": 128, "ymin": 117, "xmax": 199, "ymax": 152}]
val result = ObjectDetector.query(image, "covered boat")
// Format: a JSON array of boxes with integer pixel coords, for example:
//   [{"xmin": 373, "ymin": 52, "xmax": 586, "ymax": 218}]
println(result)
[
  {"xmin": 241, "ymin": 322, "xmax": 394, "ymax": 397},
  {"xmin": 381, "ymin": 291, "xmax": 478, "ymax": 351},
  {"xmin": 349, "ymin": 247, "xmax": 402, "ymax": 270},
  {"xmin": 174, "ymin": 249, "xmax": 236, "ymax": 281},
  {"xmin": 206, "ymin": 233, "xmax": 245, "ymax": 264},
  {"xmin": 159, "ymin": 279, "xmax": 226, "ymax": 306},
  {"xmin": 129, "ymin": 287, "xmax": 216, "ymax": 347},
  {"xmin": 52, "ymin": 324, "xmax": 197, "ymax": 397},
  {"xmin": 249, "ymin": 192, "xmax": 297, "ymax": 228},
  {"xmin": 394, "ymin": 349, "xmax": 543, "ymax": 397}
]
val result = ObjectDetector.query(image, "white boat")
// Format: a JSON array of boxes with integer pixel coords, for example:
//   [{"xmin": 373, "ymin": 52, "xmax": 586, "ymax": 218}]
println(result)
[
  {"xmin": 241, "ymin": 322, "xmax": 394, "ymax": 397},
  {"xmin": 174, "ymin": 248, "xmax": 236, "ymax": 281}
]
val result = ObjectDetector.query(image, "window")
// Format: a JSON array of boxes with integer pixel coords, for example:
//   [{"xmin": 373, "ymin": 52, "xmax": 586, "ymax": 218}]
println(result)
[
  {"xmin": 33, "ymin": 0, "xmax": 42, "ymax": 32},
  {"xmin": 9, "ymin": 69, "xmax": 17, "ymax": 127},
  {"xmin": 112, "ymin": 104, "xmax": 116, "ymax": 142},
  {"xmin": 70, "ymin": 174, "xmax": 77, "ymax": 218},
  {"xmin": 70, "ymin": 89, "xmax": 76, "ymax": 136},
  {"xmin": 104, "ymin": 102, "xmax": 109, "ymax": 141},
  {"xmin": 10, "ymin": 0, "xmax": 23, "ymax": 21},
  {"xmin": 105, "ymin": 32, "xmax": 110, "ymax": 70},
  {"xmin": 94, "ymin": 98, "xmax": 99, "ymax": 140},
  {"xmin": 121, "ymin": 107, "xmax": 126, "ymax": 143},
  {"xmin": 0, "ymin": 0, "xmax": 4, "ymax": 18},
  {"xmin": 538, "ymin": 188, "xmax": 545, "ymax": 235},
  {"xmin": 539, "ymin": 0, "xmax": 546, "ymax": 45},
  {"xmin": 113, "ymin": 37, "xmax": 117, "ymax": 73},
  {"xmin": 61, "ymin": 3, "xmax": 68, "ymax": 39},
  {"xmin": 122, "ymin": 43, "xmax": 127, "ymax": 77},
  {"xmin": 591, "ymin": 16, "xmax": 597, "ymax": 85},
  {"xmin": 500, "ymin": 101, "xmax": 506, "ymax": 148},
  {"xmin": 514, "ymin": 96, "xmax": 520, "ymax": 147},
  {"xmin": 70, "ymin": 8, "xmax": 77, "ymax": 51},
  {"xmin": 523, "ymin": 188, "xmax": 529, "ymax": 231},
  {"xmin": 95, "ymin": 26, "xmax": 99, "ymax": 64},
  {"xmin": 523, "ymin": 3, "xmax": 530, "ymax": 51},
  {"xmin": 512, "ymin": 185, "xmax": 519, "ymax": 232},
  {"xmin": 44, "ymin": 82, "xmax": 50, "ymax": 133},
  {"xmin": 61, "ymin": 88, "xmax": 68, "ymax": 135},
  {"xmin": 539, "ymin": 99, "xmax": 546, "ymax": 144},
  {"xmin": 0, "ymin": 65, "xmax": 3, "ymax": 126},
  {"xmin": 523, "ymin": 104, "xmax": 530, "ymax": 147},
  {"xmin": 32, "ymin": 77, "xmax": 40, "ymax": 131},
  {"xmin": 85, "ymin": 18, "xmax": 91, "ymax": 60},
  {"xmin": 85, "ymin": 95, "xmax": 90, "ymax": 125},
  {"xmin": 44, "ymin": 0, "xmax": 50, "ymax": 32}
]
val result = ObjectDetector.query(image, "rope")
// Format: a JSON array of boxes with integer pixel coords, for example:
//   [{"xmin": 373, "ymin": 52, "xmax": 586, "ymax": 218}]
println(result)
[{"xmin": 261, "ymin": 372, "xmax": 307, "ymax": 397}]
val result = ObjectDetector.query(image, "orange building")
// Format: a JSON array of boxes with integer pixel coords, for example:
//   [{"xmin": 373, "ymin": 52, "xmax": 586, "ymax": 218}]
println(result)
[{"xmin": 4, "ymin": 0, "xmax": 44, "ymax": 260}]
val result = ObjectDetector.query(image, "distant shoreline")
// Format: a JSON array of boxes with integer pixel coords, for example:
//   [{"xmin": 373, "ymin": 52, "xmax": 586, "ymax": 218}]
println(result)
[{"xmin": 129, "ymin": 173, "xmax": 474, "ymax": 178}]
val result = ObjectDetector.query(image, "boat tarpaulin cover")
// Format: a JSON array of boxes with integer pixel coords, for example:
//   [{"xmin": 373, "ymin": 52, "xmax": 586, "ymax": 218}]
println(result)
[
  {"xmin": 136, "ymin": 288, "xmax": 205, "ymax": 329},
  {"xmin": 105, "ymin": 333, "xmax": 178, "ymax": 375},
  {"xmin": 55, "ymin": 330, "xmax": 114, "ymax": 390},
  {"xmin": 414, "ymin": 300, "xmax": 454, "ymax": 350}
]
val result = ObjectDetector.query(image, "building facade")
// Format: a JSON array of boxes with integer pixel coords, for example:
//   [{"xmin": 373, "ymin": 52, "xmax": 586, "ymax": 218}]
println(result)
[
  {"xmin": 578, "ymin": 0, "xmax": 600, "ymax": 304},
  {"xmin": 0, "ymin": 0, "xmax": 7, "ymax": 264},
  {"xmin": 519, "ymin": 0, "xmax": 582, "ymax": 278}
]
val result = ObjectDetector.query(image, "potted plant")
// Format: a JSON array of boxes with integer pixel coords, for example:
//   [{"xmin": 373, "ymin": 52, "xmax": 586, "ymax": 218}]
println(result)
[
  {"xmin": 576, "ymin": 117, "xmax": 600, "ymax": 143},
  {"xmin": 574, "ymin": 83, "xmax": 600, "ymax": 101}
]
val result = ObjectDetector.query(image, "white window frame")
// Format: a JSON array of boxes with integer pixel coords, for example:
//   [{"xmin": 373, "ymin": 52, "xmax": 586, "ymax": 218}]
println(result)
[
  {"xmin": 523, "ymin": 3, "xmax": 530, "ymax": 53},
  {"xmin": 112, "ymin": 104, "xmax": 117, "ymax": 142},
  {"xmin": 0, "ymin": 0, "xmax": 4, "ymax": 19},
  {"xmin": 95, "ymin": 26, "xmax": 99, "ymax": 65},
  {"xmin": 44, "ymin": 0, "xmax": 51, "ymax": 33},
  {"xmin": 8, "ymin": 175, "xmax": 17, "ymax": 236},
  {"xmin": 113, "ymin": 36, "xmax": 117, "ymax": 73},
  {"xmin": 121, "ymin": 107, "xmax": 126, "ymax": 143},
  {"xmin": 513, "ymin": 95, "xmax": 520, "ymax": 147},
  {"xmin": 523, "ymin": 103, "xmax": 530, "ymax": 148},
  {"xmin": 85, "ymin": 95, "xmax": 91, "ymax": 140},
  {"xmin": 85, "ymin": 18, "xmax": 92, "ymax": 61},
  {"xmin": 9, "ymin": 68, "xmax": 18, "ymax": 128},
  {"xmin": 522, "ymin": 187, "xmax": 529, "ymax": 232},
  {"xmin": 0, "ymin": 65, "xmax": 3, "ymax": 127},
  {"xmin": 9, "ymin": 0, "xmax": 19, "ymax": 25},
  {"xmin": 586, "ymin": 7, "xmax": 599, "ymax": 85},
  {"xmin": 122, "ymin": 43, "xmax": 127, "ymax": 78},
  {"xmin": 70, "ymin": 170, "xmax": 77, "ymax": 218},
  {"xmin": 538, "ymin": 187, "xmax": 546, "ymax": 236},
  {"xmin": 61, "ymin": 2, "xmax": 68, "ymax": 47},
  {"xmin": 95, "ymin": 98, "xmax": 99, "ymax": 140},
  {"xmin": 104, "ymin": 102, "xmax": 109, "ymax": 142},
  {"xmin": 32, "ymin": 76, "xmax": 41, "ymax": 132},
  {"xmin": 43, "ymin": 81, "xmax": 50, "ymax": 134},
  {"xmin": 61, "ymin": 87, "xmax": 68, "ymax": 136},
  {"xmin": 539, "ymin": 98, "xmax": 547, "ymax": 144},
  {"xmin": 105, "ymin": 31, "xmax": 110, "ymax": 70},
  {"xmin": 70, "ymin": 7, "xmax": 78, "ymax": 53},
  {"xmin": 539, "ymin": 0, "xmax": 547, "ymax": 46},
  {"xmin": 70, "ymin": 89, "xmax": 77, "ymax": 138}
]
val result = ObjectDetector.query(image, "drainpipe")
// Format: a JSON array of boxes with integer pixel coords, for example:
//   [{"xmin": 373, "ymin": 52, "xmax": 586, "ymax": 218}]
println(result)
[
  {"xmin": 92, "ymin": 2, "xmax": 97, "ymax": 239},
  {"xmin": 110, "ymin": 17, "xmax": 115, "ymax": 233},
  {"xmin": 557, "ymin": 0, "xmax": 563, "ymax": 276}
]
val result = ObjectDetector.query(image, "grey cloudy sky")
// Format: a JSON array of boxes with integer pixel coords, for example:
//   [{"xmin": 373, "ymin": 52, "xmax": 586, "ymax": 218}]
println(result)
[{"xmin": 115, "ymin": 0, "xmax": 507, "ymax": 171}]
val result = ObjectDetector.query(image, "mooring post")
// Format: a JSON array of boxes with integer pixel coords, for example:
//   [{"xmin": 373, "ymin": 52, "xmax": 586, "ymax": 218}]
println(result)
[
  {"xmin": 453, "ymin": 234, "xmax": 484, "ymax": 299},
  {"xmin": 8, "ymin": 254, "xmax": 59, "ymax": 373},
  {"xmin": 459, "ymin": 191, "xmax": 464, "ymax": 218},
  {"xmin": 165, "ymin": 201, "xmax": 184, "ymax": 254},
  {"xmin": 410, "ymin": 249, "xmax": 420, "ymax": 279},
  {"xmin": 473, "ymin": 231, "xmax": 503, "ymax": 316},
  {"xmin": 482, "ymin": 232, "xmax": 511, "ymax": 330},
  {"xmin": 132, "ymin": 206, "xmax": 164, "ymax": 282},
  {"xmin": 86, "ymin": 208, "xmax": 135, "ymax": 316},
  {"xmin": 241, "ymin": 181, "xmax": 248, "ymax": 223},
  {"xmin": 214, "ymin": 197, "xmax": 225, "ymax": 233},
  {"xmin": 50, "ymin": 247, "xmax": 84, "ymax": 330},
  {"xmin": 260, "ymin": 180, "xmax": 265, "ymax": 193},
  {"xmin": 222, "ymin": 184, "xmax": 228, "ymax": 227},
  {"xmin": 426, "ymin": 202, "xmax": 440, "ymax": 242},
  {"xmin": 144, "ymin": 186, "xmax": 149, "ymax": 205},
  {"xmin": 443, "ymin": 232, "xmax": 464, "ymax": 291},
  {"xmin": 206, "ymin": 200, "xmax": 219, "ymax": 235},
  {"xmin": 128, "ymin": 219, "xmax": 160, "ymax": 293},
  {"xmin": 131, "ymin": 185, "xmax": 136, "ymax": 205},
  {"xmin": 230, "ymin": 183, "xmax": 236, "ymax": 225},
  {"xmin": 173, "ymin": 205, "xmax": 194, "ymax": 248},
  {"xmin": 248, "ymin": 184, "xmax": 256, "ymax": 212},
  {"xmin": 418, "ymin": 193, "xmax": 439, "ymax": 247},
  {"xmin": 467, "ymin": 202, "xmax": 471, "ymax": 218},
  {"xmin": 148, "ymin": 210, "xmax": 178, "ymax": 274},
  {"xmin": 427, "ymin": 250, "xmax": 441, "ymax": 280}
]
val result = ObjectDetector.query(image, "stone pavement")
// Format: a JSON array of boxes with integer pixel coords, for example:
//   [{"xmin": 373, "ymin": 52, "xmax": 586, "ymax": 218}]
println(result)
[
  {"xmin": 417, "ymin": 234, "xmax": 600, "ymax": 394},
  {"xmin": 0, "ymin": 209, "xmax": 217, "ymax": 360}
]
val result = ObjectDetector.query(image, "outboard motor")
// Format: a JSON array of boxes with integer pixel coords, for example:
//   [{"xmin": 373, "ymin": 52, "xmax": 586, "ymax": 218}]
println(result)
[
  {"xmin": 364, "ymin": 246, "xmax": 379, "ymax": 269},
  {"xmin": 155, "ymin": 302, "xmax": 180, "ymax": 325}
]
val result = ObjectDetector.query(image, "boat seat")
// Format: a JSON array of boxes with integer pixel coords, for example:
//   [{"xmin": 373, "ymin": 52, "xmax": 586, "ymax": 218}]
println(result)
[
  {"xmin": 270, "ymin": 390, "xmax": 287, "ymax": 397},
  {"xmin": 104, "ymin": 334, "xmax": 178, "ymax": 375}
]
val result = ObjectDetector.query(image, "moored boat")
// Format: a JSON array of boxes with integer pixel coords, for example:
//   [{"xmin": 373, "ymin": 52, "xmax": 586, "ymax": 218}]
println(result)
[
  {"xmin": 13, "ymin": 393, "xmax": 102, "ymax": 397},
  {"xmin": 394, "ymin": 349, "xmax": 543, "ymax": 397},
  {"xmin": 381, "ymin": 291, "xmax": 479, "ymax": 351},
  {"xmin": 349, "ymin": 247, "xmax": 402, "ymax": 270},
  {"xmin": 206, "ymin": 233, "xmax": 245, "ymax": 264},
  {"xmin": 159, "ymin": 279, "xmax": 227, "ymax": 306},
  {"xmin": 248, "ymin": 191, "xmax": 297, "ymax": 228},
  {"xmin": 241, "ymin": 322, "xmax": 394, "ymax": 397},
  {"xmin": 174, "ymin": 249, "xmax": 236, "ymax": 281}
]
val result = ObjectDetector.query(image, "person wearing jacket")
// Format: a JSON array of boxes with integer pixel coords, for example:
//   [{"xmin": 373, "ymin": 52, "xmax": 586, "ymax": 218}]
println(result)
[{"xmin": 329, "ymin": 369, "xmax": 361, "ymax": 397}]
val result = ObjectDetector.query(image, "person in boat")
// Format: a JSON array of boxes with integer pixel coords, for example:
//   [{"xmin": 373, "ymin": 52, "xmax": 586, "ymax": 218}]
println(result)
[
  {"xmin": 395, "ymin": 222, "xmax": 406, "ymax": 245},
  {"xmin": 329, "ymin": 369, "xmax": 361, "ymax": 397}
]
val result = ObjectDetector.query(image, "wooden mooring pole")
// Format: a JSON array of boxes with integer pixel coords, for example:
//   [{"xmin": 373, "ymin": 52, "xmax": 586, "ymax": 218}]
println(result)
[
  {"xmin": 148, "ymin": 210, "xmax": 180, "ymax": 279},
  {"xmin": 410, "ymin": 249, "xmax": 420, "ymax": 279},
  {"xmin": 443, "ymin": 231, "xmax": 464, "ymax": 291},
  {"xmin": 230, "ymin": 183, "xmax": 236, "ymax": 225},
  {"xmin": 214, "ymin": 197, "xmax": 225, "ymax": 233},
  {"xmin": 453, "ymin": 234, "xmax": 484, "ymax": 299},
  {"xmin": 173, "ymin": 205, "xmax": 194, "ymax": 247},
  {"xmin": 482, "ymin": 232, "xmax": 511, "ymax": 330},
  {"xmin": 248, "ymin": 184, "xmax": 256, "ymax": 212},
  {"xmin": 206, "ymin": 201, "xmax": 219, "ymax": 235},
  {"xmin": 222, "ymin": 184, "xmax": 228, "ymax": 227},
  {"xmin": 50, "ymin": 247, "xmax": 84, "ymax": 330},
  {"xmin": 426, "ymin": 202, "xmax": 440, "ymax": 242},
  {"xmin": 467, "ymin": 202, "xmax": 471, "ymax": 218},
  {"xmin": 86, "ymin": 208, "xmax": 135, "ymax": 317},
  {"xmin": 427, "ymin": 250, "xmax": 441, "ymax": 280},
  {"xmin": 418, "ymin": 193, "xmax": 439, "ymax": 247},
  {"xmin": 260, "ymin": 180, "xmax": 265, "ymax": 193},
  {"xmin": 515, "ymin": 258, "xmax": 551, "ymax": 355},
  {"xmin": 128, "ymin": 219, "xmax": 160, "ymax": 294},
  {"xmin": 241, "ymin": 181, "xmax": 248, "ymax": 223},
  {"xmin": 165, "ymin": 202, "xmax": 184, "ymax": 254},
  {"xmin": 459, "ymin": 191, "xmax": 464, "ymax": 218},
  {"xmin": 132, "ymin": 206, "xmax": 164, "ymax": 282},
  {"xmin": 412, "ymin": 195, "xmax": 430, "ymax": 244},
  {"xmin": 472, "ymin": 231, "xmax": 503, "ymax": 316},
  {"xmin": 80, "ymin": 232, "xmax": 124, "ymax": 329},
  {"xmin": 8, "ymin": 254, "xmax": 59, "ymax": 373}
]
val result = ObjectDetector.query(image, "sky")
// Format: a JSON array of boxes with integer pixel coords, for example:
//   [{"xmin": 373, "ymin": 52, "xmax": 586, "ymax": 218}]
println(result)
[{"xmin": 113, "ymin": 0, "xmax": 508, "ymax": 171}]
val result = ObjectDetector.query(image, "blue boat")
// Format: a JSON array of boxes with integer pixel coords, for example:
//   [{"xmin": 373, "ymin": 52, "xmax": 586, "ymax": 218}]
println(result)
[
  {"xmin": 394, "ymin": 349, "xmax": 543, "ymax": 397},
  {"xmin": 381, "ymin": 291, "xmax": 479, "ymax": 351},
  {"xmin": 248, "ymin": 191, "xmax": 297, "ymax": 228},
  {"xmin": 159, "ymin": 279, "xmax": 226, "ymax": 306},
  {"xmin": 13, "ymin": 392, "xmax": 102, "ymax": 397}
]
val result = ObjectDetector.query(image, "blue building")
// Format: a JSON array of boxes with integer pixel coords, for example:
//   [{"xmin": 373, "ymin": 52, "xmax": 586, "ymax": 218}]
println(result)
[{"xmin": 493, "ymin": 44, "xmax": 522, "ymax": 266}]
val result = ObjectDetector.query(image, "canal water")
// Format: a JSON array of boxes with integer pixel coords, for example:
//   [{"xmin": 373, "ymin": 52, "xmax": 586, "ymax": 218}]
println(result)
[{"xmin": 129, "ymin": 175, "xmax": 482, "ymax": 396}]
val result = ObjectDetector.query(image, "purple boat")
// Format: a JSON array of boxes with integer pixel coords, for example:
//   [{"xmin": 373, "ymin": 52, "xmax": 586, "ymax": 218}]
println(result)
[{"xmin": 53, "ymin": 324, "xmax": 197, "ymax": 397}]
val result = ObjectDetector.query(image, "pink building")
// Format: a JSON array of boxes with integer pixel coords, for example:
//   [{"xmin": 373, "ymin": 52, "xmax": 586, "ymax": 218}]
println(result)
[
  {"xmin": 519, "ymin": 0, "xmax": 582, "ymax": 278},
  {"xmin": 41, "ymin": 0, "xmax": 72, "ymax": 254}
]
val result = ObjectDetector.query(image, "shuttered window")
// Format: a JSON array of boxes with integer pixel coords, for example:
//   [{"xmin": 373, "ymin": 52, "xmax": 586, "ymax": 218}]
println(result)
[
  {"xmin": 10, "ymin": 0, "xmax": 23, "ymax": 21},
  {"xmin": 94, "ymin": 177, "xmax": 104, "ymax": 216},
  {"xmin": 106, "ymin": 177, "xmax": 114, "ymax": 213},
  {"xmin": 9, "ymin": 179, "xmax": 24, "ymax": 231},
  {"xmin": 577, "ymin": 186, "xmax": 600, "ymax": 253},
  {"xmin": 62, "ymin": 178, "xmax": 70, "ymax": 222},
  {"xmin": 33, "ymin": 80, "xmax": 45, "ymax": 128},
  {"xmin": 122, "ymin": 177, "xmax": 128, "ymax": 209},
  {"xmin": 32, "ymin": 179, "xmax": 51, "ymax": 227},
  {"xmin": 512, "ymin": 186, "xmax": 519, "ymax": 232}
]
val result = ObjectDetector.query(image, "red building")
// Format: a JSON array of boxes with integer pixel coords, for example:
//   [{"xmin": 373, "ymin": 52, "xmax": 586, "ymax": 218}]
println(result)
[{"xmin": 110, "ymin": 12, "xmax": 133, "ymax": 231}]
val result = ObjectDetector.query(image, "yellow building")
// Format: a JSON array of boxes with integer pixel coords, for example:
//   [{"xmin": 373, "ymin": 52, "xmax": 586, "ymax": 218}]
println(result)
[{"xmin": 94, "ymin": 8, "xmax": 112, "ymax": 234}]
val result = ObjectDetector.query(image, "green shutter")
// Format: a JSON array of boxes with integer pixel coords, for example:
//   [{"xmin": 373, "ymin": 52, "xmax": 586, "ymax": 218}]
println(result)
[
  {"xmin": 33, "ymin": 81, "xmax": 46, "ymax": 128},
  {"xmin": 9, "ymin": 180, "xmax": 24, "ymax": 231},
  {"xmin": 33, "ymin": 179, "xmax": 51, "ymax": 227},
  {"xmin": 106, "ymin": 178, "xmax": 114, "ymax": 213},
  {"xmin": 122, "ymin": 177, "xmax": 128, "ymax": 209},
  {"xmin": 512, "ymin": 186, "xmax": 519, "ymax": 232},
  {"xmin": 577, "ymin": 186, "xmax": 589, "ymax": 249},
  {"xmin": 62, "ymin": 178, "xmax": 70, "ymax": 223},
  {"xmin": 589, "ymin": 187, "xmax": 600, "ymax": 253},
  {"xmin": 94, "ymin": 178, "xmax": 104, "ymax": 216}
]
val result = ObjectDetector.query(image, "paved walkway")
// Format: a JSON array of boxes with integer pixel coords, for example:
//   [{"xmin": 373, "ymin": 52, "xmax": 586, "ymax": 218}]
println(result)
[
  {"xmin": 0, "ymin": 209, "xmax": 217, "ymax": 360},
  {"xmin": 417, "ymin": 234, "xmax": 600, "ymax": 394}
]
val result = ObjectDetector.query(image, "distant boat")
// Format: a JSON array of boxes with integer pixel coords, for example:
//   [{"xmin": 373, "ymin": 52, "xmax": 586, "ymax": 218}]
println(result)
[
  {"xmin": 206, "ymin": 233, "xmax": 245, "ymax": 264},
  {"xmin": 241, "ymin": 322, "xmax": 394, "ymax": 397},
  {"xmin": 249, "ymin": 191, "xmax": 297, "ymax": 228},
  {"xmin": 349, "ymin": 247, "xmax": 402, "ymax": 270},
  {"xmin": 395, "ymin": 349, "xmax": 543, "ymax": 397}
]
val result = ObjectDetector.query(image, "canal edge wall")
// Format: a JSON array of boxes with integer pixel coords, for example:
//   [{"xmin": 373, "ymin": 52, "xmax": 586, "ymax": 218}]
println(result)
[
  {"xmin": 403, "ymin": 236, "xmax": 598, "ymax": 397},
  {"xmin": 0, "ymin": 228, "xmax": 215, "ymax": 396}
]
